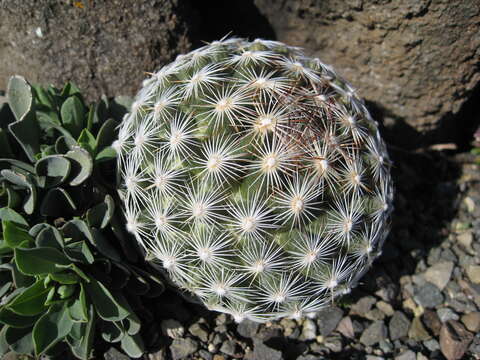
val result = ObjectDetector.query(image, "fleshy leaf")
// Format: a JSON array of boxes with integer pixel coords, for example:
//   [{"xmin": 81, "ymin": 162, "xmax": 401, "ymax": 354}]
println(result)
[
  {"xmin": 69, "ymin": 307, "xmax": 95, "ymax": 360},
  {"xmin": 35, "ymin": 155, "xmax": 71, "ymax": 188},
  {"xmin": 65, "ymin": 147, "xmax": 93, "ymax": 186},
  {"xmin": 86, "ymin": 194, "xmax": 115, "ymax": 229},
  {"xmin": 61, "ymin": 96, "xmax": 85, "ymax": 138},
  {"xmin": 7, "ymin": 76, "xmax": 32, "ymax": 121},
  {"xmin": 35, "ymin": 226, "xmax": 64, "ymax": 250},
  {"xmin": 15, "ymin": 247, "xmax": 71, "ymax": 275},
  {"xmin": 40, "ymin": 188, "xmax": 77, "ymax": 217},
  {"xmin": 0, "ymin": 308, "xmax": 39, "ymax": 328},
  {"xmin": 4, "ymin": 325, "xmax": 34, "ymax": 355},
  {"xmin": 7, "ymin": 280, "xmax": 51, "ymax": 316},
  {"xmin": 84, "ymin": 278, "xmax": 129, "ymax": 321},
  {"xmin": 63, "ymin": 241, "xmax": 94, "ymax": 265},
  {"xmin": 3, "ymin": 220, "xmax": 33, "ymax": 248},
  {"xmin": 32, "ymin": 304, "xmax": 74, "ymax": 356},
  {"xmin": 120, "ymin": 332, "xmax": 144, "ymax": 358},
  {"xmin": 91, "ymin": 228, "xmax": 121, "ymax": 262},
  {"xmin": 0, "ymin": 207, "xmax": 28, "ymax": 226},
  {"xmin": 77, "ymin": 128, "xmax": 97, "ymax": 156}
]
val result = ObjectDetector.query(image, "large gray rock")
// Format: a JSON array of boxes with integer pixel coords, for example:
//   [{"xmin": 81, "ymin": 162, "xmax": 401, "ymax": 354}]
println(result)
[
  {"xmin": 254, "ymin": 0, "xmax": 480, "ymax": 141},
  {"xmin": 0, "ymin": 0, "xmax": 194, "ymax": 99}
]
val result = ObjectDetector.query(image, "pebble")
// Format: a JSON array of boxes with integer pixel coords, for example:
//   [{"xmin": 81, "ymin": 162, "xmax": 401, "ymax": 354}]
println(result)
[
  {"xmin": 170, "ymin": 338, "xmax": 199, "ymax": 360},
  {"xmin": 189, "ymin": 323, "xmax": 209, "ymax": 342},
  {"xmin": 360, "ymin": 321, "xmax": 387, "ymax": 346},
  {"xmin": 104, "ymin": 348, "xmax": 130, "ymax": 360},
  {"xmin": 456, "ymin": 231, "xmax": 474, "ymax": 253},
  {"xmin": 324, "ymin": 336, "xmax": 343, "ymax": 352},
  {"xmin": 466, "ymin": 265, "xmax": 480, "ymax": 284},
  {"xmin": 389, "ymin": 311, "xmax": 410, "ymax": 341},
  {"xmin": 160, "ymin": 319, "xmax": 185, "ymax": 339},
  {"xmin": 316, "ymin": 306, "xmax": 343, "ymax": 336},
  {"xmin": 366, "ymin": 308, "xmax": 386, "ymax": 321},
  {"xmin": 351, "ymin": 296, "xmax": 376, "ymax": 316},
  {"xmin": 422, "ymin": 310, "xmax": 442, "ymax": 336},
  {"xmin": 439, "ymin": 321, "xmax": 473, "ymax": 360},
  {"xmin": 376, "ymin": 301, "xmax": 395, "ymax": 316},
  {"xmin": 336, "ymin": 316, "xmax": 355, "ymax": 338},
  {"xmin": 301, "ymin": 319, "xmax": 317, "ymax": 341},
  {"xmin": 220, "ymin": 340, "xmax": 238, "ymax": 356},
  {"xmin": 408, "ymin": 317, "xmax": 431, "ymax": 341},
  {"xmin": 394, "ymin": 350, "xmax": 416, "ymax": 360},
  {"xmin": 246, "ymin": 340, "xmax": 283, "ymax": 360},
  {"xmin": 460, "ymin": 312, "xmax": 480, "ymax": 332},
  {"xmin": 423, "ymin": 338, "xmax": 440, "ymax": 352},
  {"xmin": 198, "ymin": 350, "xmax": 213, "ymax": 360},
  {"xmin": 423, "ymin": 261, "xmax": 454, "ymax": 290},
  {"xmin": 237, "ymin": 319, "xmax": 260, "ymax": 338},
  {"xmin": 413, "ymin": 283, "xmax": 444, "ymax": 308},
  {"xmin": 436, "ymin": 308, "xmax": 459, "ymax": 323}
]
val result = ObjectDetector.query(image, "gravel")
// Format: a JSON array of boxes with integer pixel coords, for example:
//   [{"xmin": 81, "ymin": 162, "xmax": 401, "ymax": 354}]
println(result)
[{"xmin": 389, "ymin": 311, "xmax": 411, "ymax": 341}]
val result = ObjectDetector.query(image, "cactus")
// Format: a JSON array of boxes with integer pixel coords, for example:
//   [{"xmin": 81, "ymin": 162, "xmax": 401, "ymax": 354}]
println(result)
[{"xmin": 115, "ymin": 38, "xmax": 393, "ymax": 322}]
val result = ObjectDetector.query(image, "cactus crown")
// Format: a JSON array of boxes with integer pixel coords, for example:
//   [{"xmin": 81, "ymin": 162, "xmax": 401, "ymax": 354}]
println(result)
[{"xmin": 116, "ymin": 38, "xmax": 393, "ymax": 322}]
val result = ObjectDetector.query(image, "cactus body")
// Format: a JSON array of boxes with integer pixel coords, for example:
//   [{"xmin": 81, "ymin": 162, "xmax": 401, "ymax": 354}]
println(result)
[{"xmin": 115, "ymin": 38, "xmax": 393, "ymax": 322}]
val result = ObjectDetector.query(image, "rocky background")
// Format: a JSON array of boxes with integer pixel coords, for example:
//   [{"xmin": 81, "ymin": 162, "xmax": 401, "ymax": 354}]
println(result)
[{"xmin": 1, "ymin": 0, "xmax": 480, "ymax": 359}]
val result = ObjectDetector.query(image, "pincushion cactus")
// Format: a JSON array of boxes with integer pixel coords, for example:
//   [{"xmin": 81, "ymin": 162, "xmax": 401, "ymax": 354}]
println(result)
[{"xmin": 115, "ymin": 38, "xmax": 393, "ymax": 322}]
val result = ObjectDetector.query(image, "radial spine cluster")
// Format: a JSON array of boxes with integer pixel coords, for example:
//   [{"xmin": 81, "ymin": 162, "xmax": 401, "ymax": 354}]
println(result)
[{"xmin": 115, "ymin": 38, "xmax": 393, "ymax": 322}]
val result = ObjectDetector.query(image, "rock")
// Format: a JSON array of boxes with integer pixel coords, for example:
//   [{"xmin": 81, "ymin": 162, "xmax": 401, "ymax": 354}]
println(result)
[
  {"xmin": 216, "ymin": 313, "xmax": 230, "ymax": 326},
  {"xmin": 422, "ymin": 310, "xmax": 442, "ymax": 336},
  {"xmin": 360, "ymin": 321, "xmax": 388, "ymax": 346},
  {"xmin": 394, "ymin": 350, "xmax": 416, "ymax": 360},
  {"xmin": 423, "ymin": 261, "xmax": 454, "ymax": 291},
  {"xmin": 246, "ymin": 340, "xmax": 283, "ymax": 360},
  {"xmin": 416, "ymin": 353, "xmax": 428, "ymax": 360},
  {"xmin": 104, "ymin": 348, "xmax": 130, "ymax": 360},
  {"xmin": 324, "ymin": 336, "xmax": 343, "ymax": 352},
  {"xmin": 0, "ymin": 1, "xmax": 194, "ymax": 100},
  {"xmin": 389, "ymin": 311, "xmax": 410, "ymax": 341},
  {"xmin": 148, "ymin": 349, "xmax": 167, "ymax": 360},
  {"xmin": 376, "ymin": 301, "xmax": 395, "ymax": 317},
  {"xmin": 423, "ymin": 338, "xmax": 440, "ymax": 352},
  {"xmin": 161, "ymin": 319, "xmax": 185, "ymax": 339},
  {"xmin": 414, "ymin": 283, "xmax": 444, "ymax": 308},
  {"xmin": 403, "ymin": 297, "xmax": 423, "ymax": 317},
  {"xmin": 457, "ymin": 232, "xmax": 474, "ymax": 253},
  {"xmin": 198, "ymin": 350, "xmax": 213, "ymax": 360},
  {"xmin": 317, "ymin": 306, "xmax": 344, "ymax": 336},
  {"xmin": 213, "ymin": 356, "xmax": 225, "ymax": 360},
  {"xmin": 301, "ymin": 319, "xmax": 317, "ymax": 341},
  {"xmin": 280, "ymin": 318, "xmax": 297, "ymax": 337},
  {"xmin": 237, "ymin": 319, "xmax": 260, "ymax": 338},
  {"xmin": 350, "ymin": 296, "xmax": 376, "ymax": 316},
  {"xmin": 466, "ymin": 265, "xmax": 480, "ymax": 284},
  {"xmin": 296, "ymin": 356, "xmax": 319, "ymax": 360},
  {"xmin": 437, "ymin": 308, "xmax": 459, "ymax": 323},
  {"xmin": 408, "ymin": 317, "xmax": 431, "ymax": 342},
  {"xmin": 220, "ymin": 340, "xmax": 238, "ymax": 356},
  {"xmin": 254, "ymin": 0, "xmax": 480, "ymax": 139},
  {"xmin": 460, "ymin": 312, "xmax": 480, "ymax": 332},
  {"xmin": 336, "ymin": 316, "xmax": 355, "ymax": 338},
  {"xmin": 439, "ymin": 321, "xmax": 474, "ymax": 360},
  {"xmin": 170, "ymin": 338, "xmax": 199, "ymax": 360},
  {"xmin": 189, "ymin": 323, "xmax": 209, "ymax": 342}
]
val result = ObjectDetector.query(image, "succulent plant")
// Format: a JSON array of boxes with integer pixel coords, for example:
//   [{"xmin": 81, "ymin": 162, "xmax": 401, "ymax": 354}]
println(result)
[
  {"xmin": 0, "ymin": 77, "xmax": 164, "ymax": 358},
  {"xmin": 115, "ymin": 38, "xmax": 393, "ymax": 322}
]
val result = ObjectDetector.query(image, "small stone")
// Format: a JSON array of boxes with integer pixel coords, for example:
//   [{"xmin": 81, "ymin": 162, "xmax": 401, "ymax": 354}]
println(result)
[
  {"xmin": 376, "ymin": 301, "xmax": 394, "ymax": 316},
  {"xmin": 423, "ymin": 261, "xmax": 454, "ymax": 291},
  {"xmin": 394, "ymin": 350, "xmax": 415, "ymax": 360},
  {"xmin": 161, "ymin": 319, "xmax": 185, "ymax": 339},
  {"xmin": 212, "ymin": 333, "xmax": 226, "ymax": 346},
  {"xmin": 466, "ymin": 265, "xmax": 480, "ymax": 284},
  {"xmin": 413, "ymin": 283, "xmax": 444, "ymax": 308},
  {"xmin": 280, "ymin": 318, "xmax": 297, "ymax": 337},
  {"xmin": 189, "ymin": 323, "xmax": 209, "ymax": 342},
  {"xmin": 389, "ymin": 311, "xmax": 410, "ymax": 341},
  {"xmin": 336, "ymin": 316, "xmax": 355, "ymax": 338},
  {"xmin": 216, "ymin": 313, "xmax": 230, "ymax": 326},
  {"xmin": 360, "ymin": 321, "xmax": 387, "ymax": 346},
  {"xmin": 437, "ymin": 308, "xmax": 459, "ymax": 323},
  {"xmin": 246, "ymin": 340, "xmax": 283, "ymax": 360},
  {"xmin": 460, "ymin": 312, "xmax": 480, "ymax": 332},
  {"xmin": 403, "ymin": 297, "xmax": 423, "ymax": 317},
  {"xmin": 350, "ymin": 296, "xmax": 376, "ymax": 316},
  {"xmin": 366, "ymin": 355, "xmax": 384, "ymax": 360},
  {"xmin": 317, "ymin": 306, "xmax": 344, "ymax": 336},
  {"xmin": 213, "ymin": 355, "xmax": 225, "ymax": 360},
  {"xmin": 378, "ymin": 338, "xmax": 393, "ymax": 353},
  {"xmin": 408, "ymin": 317, "xmax": 431, "ymax": 341},
  {"xmin": 324, "ymin": 336, "xmax": 343, "ymax": 352},
  {"xmin": 439, "ymin": 321, "xmax": 473, "ymax": 360},
  {"xmin": 301, "ymin": 319, "xmax": 317, "ymax": 340},
  {"xmin": 170, "ymin": 338, "xmax": 199, "ymax": 360},
  {"xmin": 422, "ymin": 310, "xmax": 442, "ymax": 336},
  {"xmin": 220, "ymin": 340, "xmax": 238, "ymax": 356},
  {"xmin": 457, "ymin": 232, "xmax": 474, "ymax": 252},
  {"xmin": 237, "ymin": 319, "xmax": 260, "ymax": 338},
  {"xmin": 423, "ymin": 338, "xmax": 440, "ymax": 351},
  {"xmin": 416, "ymin": 353, "xmax": 428, "ymax": 360},
  {"xmin": 104, "ymin": 348, "xmax": 130, "ymax": 360},
  {"xmin": 297, "ymin": 356, "xmax": 318, "ymax": 360},
  {"xmin": 208, "ymin": 343, "xmax": 217, "ymax": 353},
  {"xmin": 198, "ymin": 350, "xmax": 213, "ymax": 360},
  {"xmin": 148, "ymin": 348, "xmax": 167, "ymax": 360}
]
